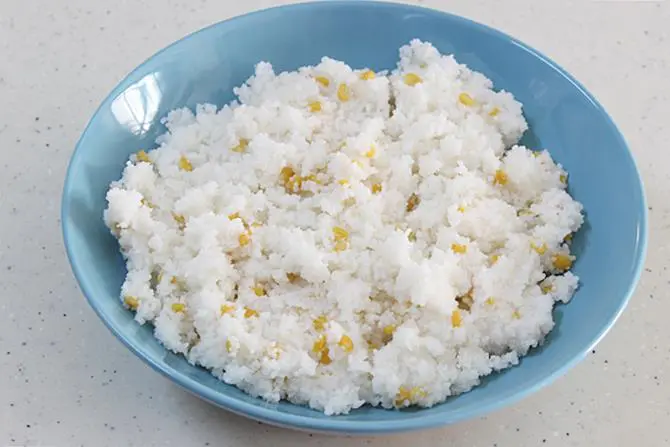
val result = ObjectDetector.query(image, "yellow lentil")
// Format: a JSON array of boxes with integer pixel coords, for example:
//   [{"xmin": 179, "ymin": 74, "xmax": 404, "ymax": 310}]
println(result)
[
  {"xmin": 406, "ymin": 193, "xmax": 420, "ymax": 212},
  {"xmin": 313, "ymin": 315, "xmax": 328, "ymax": 332},
  {"xmin": 172, "ymin": 213, "xmax": 186, "ymax": 230},
  {"xmin": 451, "ymin": 309, "xmax": 463, "ymax": 328},
  {"xmin": 178, "ymin": 156, "xmax": 193, "ymax": 172},
  {"xmin": 493, "ymin": 169, "xmax": 508, "ymax": 186},
  {"xmin": 458, "ymin": 92, "xmax": 476, "ymax": 106},
  {"xmin": 360, "ymin": 70, "xmax": 375, "ymax": 80},
  {"xmin": 319, "ymin": 349, "xmax": 332, "ymax": 365},
  {"xmin": 333, "ymin": 240, "xmax": 349, "ymax": 252},
  {"xmin": 136, "ymin": 150, "xmax": 151, "ymax": 163},
  {"xmin": 451, "ymin": 243, "xmax": 468, "ymax": 254},
  {"xmin": 552, "ymin": 253, "xmax": 573, "ymax": 271},
  {"xmin": 124, "ymin": 296, "xmax": 139, "ymax": 310},
  {"xmin": 531, "ymin": 242, "xmax": 548, "ymax": 255},
  {"xmin": 312, "ymin": 335, "xmax": 327, "ymax": 354},
  {"xmin": 540, "ymin": 282, "xmax": 554, "ymax": 294},
  {"xmin": 403, "ymin": 73, "xmax": 422, "ymax": 86},
  {"xmin": 231, "ymin": 138, "xmax": 249, "ymax": 153},
  {"xmin": 286, "ymin": 272, "xmax": 300, "ymax": 283},
  {"xmin": 220, "ymin": 304, "xmax": 235, "ymax": 315},
  {"xmin": 244, "ymin": 307, "xmax": 258, "ymax": 318},
  {"xmin": 314, "ymin": 76, "xmax": 330, "ymax": 87},
  {"xmin": 338, "ymin": 335, "xmax": 354, "ymax": 353},
  {"xmin": 337, "ymin": 83, "xmax": 351, "ymax": 102},
  {"xmin": 238, "ymin": 232, "xmax": 251, "ymax": 247},
  {"xmin": 171, "ymin": 303, "xmax": 186, "ymax": 313},
  {"xmin": 332, "ymin": 226, "xmax": 349, "ymax": 241}
]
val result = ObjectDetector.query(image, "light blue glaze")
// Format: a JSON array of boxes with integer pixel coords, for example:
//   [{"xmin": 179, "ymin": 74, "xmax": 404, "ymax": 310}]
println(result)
[{"xmin": 61, "ymin": 1, "xmax": 647, "ymax": 434}]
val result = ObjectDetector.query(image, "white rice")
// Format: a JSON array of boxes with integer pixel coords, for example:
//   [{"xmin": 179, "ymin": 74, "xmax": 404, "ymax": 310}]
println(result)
[{"xmin": 104, "ymin": 40, "xmax": 584, "ymax": 415}]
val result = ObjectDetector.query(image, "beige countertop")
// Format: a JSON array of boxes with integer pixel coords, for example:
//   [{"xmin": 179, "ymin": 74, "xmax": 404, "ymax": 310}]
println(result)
[{"xmin": 1, "ymin": 0, "xmax": 668, "ymax": 445}]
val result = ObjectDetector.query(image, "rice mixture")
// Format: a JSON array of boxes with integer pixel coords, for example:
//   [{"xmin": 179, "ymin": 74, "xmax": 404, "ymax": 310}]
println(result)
[{"xmin": 105, "ymin": 40, "xmax": 584, "ymax": 415}]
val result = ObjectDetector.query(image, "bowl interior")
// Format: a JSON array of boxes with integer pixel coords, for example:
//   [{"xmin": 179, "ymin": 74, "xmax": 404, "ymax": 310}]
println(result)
[{"xmin": 62, "ymin": 1, "xmax": 646, "ymax": 434}]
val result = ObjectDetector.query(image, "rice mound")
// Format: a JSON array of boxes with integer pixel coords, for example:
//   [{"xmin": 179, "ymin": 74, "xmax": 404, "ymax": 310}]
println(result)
[{"xmin": 104, "ymin": 40, "xmax": 584, "ymax": 415}]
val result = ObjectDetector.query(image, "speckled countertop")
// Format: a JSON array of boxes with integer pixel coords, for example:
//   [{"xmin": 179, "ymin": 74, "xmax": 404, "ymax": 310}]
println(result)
[{"xmin": 1, "ymin": 0, "xmax": 668, "ymax": 445}]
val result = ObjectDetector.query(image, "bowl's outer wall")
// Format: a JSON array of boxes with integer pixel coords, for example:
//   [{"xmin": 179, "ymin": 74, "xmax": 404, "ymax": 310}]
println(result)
[{"xmin": 62, "ymin": 1, "xmax": 646, "ymax": 434}]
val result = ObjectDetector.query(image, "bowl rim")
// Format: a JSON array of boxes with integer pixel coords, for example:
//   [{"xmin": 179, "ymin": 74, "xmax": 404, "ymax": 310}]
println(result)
[{"xmin": 61, "ymin": 0, "xmax": 648, "ymax": 434}]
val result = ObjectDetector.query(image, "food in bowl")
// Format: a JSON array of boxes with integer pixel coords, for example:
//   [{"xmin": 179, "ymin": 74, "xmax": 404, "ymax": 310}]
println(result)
[{"xmin": 104, "ymin": 40, "xmax": 583, "ymax": 415}]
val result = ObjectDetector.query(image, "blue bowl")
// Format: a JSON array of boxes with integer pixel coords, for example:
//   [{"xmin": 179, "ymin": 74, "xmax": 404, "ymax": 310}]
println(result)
[{"xmin": 62, "ymin": 1, "xmax": 647, "ymax": 434}]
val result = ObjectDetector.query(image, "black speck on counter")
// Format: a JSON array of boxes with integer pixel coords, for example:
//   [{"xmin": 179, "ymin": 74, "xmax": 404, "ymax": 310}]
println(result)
[
  {"xmin": 645, "ymin": 268, "xmax": 652, "ymax": 273},
  {"xmin": 516, "ymin": 427, "xmax": 520, "ymax": 432},
  {"xmin": 21, "ymin": 341, "xmax": 27, "ymax": 346},
  {"xmin": 604, "ymin": 359, "xmax": 609, "ymax": 364},
  {"xmin": 35, "ymin": 117, "xmax": 40, "ymax": 121},
  {"xmin": 6, "ymin": 351, "xmax": 10, "ymax": 355},
  {"xmin": 62, "ymin": 313, "xmax": 67, "ymax": 317},
  {"xmin": 542, "ymin": 440, "xmax": 547, "ymax": 444},
  {"xmin": 26, "ymin": 424, "xmax": 31, "ymax": 428},
  {"xmin": 566, "ymin": 432, "xmax": 571, "ymax": 437},
  {"xmin": 9, "ymin": 402, "xmax": 14, "ymax": 407},
  {"xmin": 6, "ymin": 265, "xmax": 12, "ymax": 270}
]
